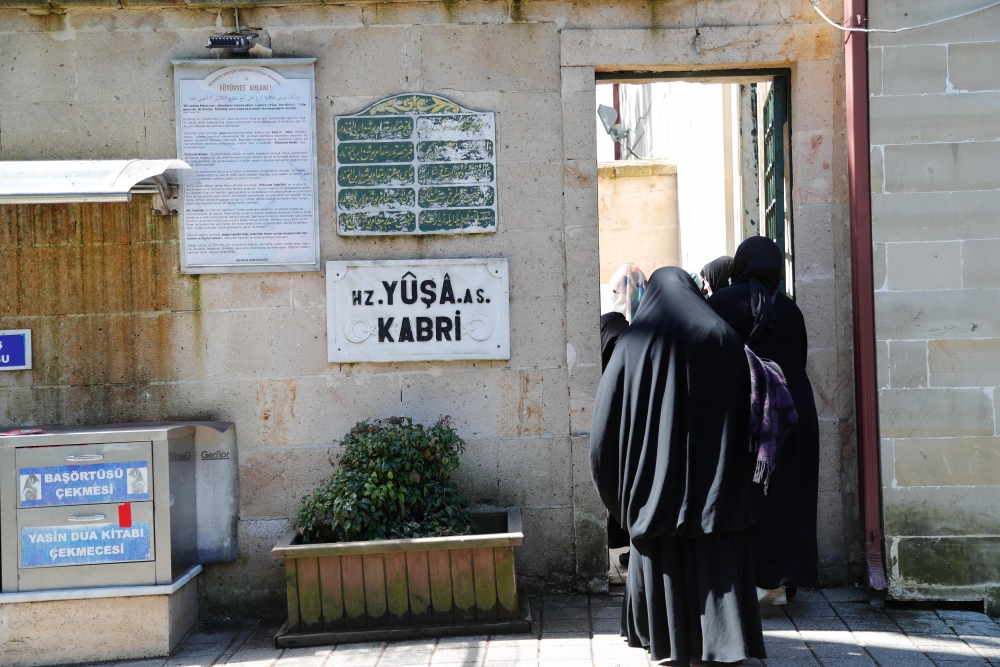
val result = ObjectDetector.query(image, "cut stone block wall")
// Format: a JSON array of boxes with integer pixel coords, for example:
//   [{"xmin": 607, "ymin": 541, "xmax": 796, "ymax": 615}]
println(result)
[
  {"xmin": 597, "ymin": 160, "xmax": 680, "ymax": 283},
  {"xmin": 0, "ymin": 0, "xmax": 857, "ymax": 613},
  {"xmin": 870, "ymin": 0, "xmax": 1000, "ymax": 608}
]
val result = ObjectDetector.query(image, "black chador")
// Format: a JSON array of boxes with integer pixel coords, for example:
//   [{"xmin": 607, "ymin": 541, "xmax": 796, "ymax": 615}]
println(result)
[
  {"xmin": 708, "ymin": 236, "xmax": 821, "ymax": 591},
  {"xmin": 590, "ymin": 267, "xmax": 766, "ymax": 664}
]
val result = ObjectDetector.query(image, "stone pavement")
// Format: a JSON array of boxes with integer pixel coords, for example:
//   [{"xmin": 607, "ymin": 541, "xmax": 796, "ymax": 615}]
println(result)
[{"xmin": 86, "ymin": 588, "xmax": 1000, "ymax": 667}]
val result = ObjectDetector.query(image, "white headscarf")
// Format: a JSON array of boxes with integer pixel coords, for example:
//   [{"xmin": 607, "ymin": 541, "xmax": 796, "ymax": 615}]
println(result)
[{"xmin": 609, "ymin": 264, "xmax": 647, "ymax": 322}]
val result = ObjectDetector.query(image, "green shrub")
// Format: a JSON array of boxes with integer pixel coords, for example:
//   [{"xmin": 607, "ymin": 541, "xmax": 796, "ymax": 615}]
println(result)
[{"xmin": 297, "ymin": 417, "xmax": 474, "ymax": 544}]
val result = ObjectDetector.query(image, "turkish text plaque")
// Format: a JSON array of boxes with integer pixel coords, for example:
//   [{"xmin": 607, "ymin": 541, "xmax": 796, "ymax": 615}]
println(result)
[
  {"xmin": 326, "ymin": 259, "xmax": 509, "ymax": 362},
  {"xmin": 335, "ymin": 95, "xmax": 498, "ymax": 235},
  {"xmin": 174, "ymin": 60, "xmax": 320, "ymax": 273}
]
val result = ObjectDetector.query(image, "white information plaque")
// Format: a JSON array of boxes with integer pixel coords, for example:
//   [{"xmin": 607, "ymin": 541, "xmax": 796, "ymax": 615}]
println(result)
[
  {"xmin": 327, "ymin": 259, "xmax": 510, "ymax": 363},
  {"xmin": 173, "ymin": 59, "xmax": 320, "ymax": 273}
]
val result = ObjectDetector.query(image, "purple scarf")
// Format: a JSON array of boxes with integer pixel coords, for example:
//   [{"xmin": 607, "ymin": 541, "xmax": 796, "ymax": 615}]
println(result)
[{"xmin": 746, "ymin": 346, "xmax": 798, "ymax": 493}]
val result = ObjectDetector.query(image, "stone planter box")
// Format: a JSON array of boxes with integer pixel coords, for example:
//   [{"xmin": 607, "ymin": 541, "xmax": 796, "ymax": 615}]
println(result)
[{"xmin": 271, "ymin": 507, "xmax": 530, "ymax": 646}]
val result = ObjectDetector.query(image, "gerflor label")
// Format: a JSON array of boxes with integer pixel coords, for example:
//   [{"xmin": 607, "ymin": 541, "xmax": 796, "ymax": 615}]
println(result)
[
  {"xmin": 326, "ymin": 259, "xmax": 510, "ymax": 363},
  {"xmin": 21, "ymin": 522, "xmax": 152, "ymax": 568},
  {"xmin": 19, "ymin": 462, "xmax": 150, "ymax": 507}
]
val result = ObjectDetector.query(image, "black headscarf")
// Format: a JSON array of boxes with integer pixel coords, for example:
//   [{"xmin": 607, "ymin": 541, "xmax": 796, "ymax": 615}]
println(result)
[
  {"xmin": 700, "ymin": 256, "xmax": 733, "ymax": 294},
  {"xmin": 730, "ymin": 236, "xmax": 782, "ymax": 342},
  {"xmin": 590, "ymin": 267, "xmax": 762, "ymax": 540}
]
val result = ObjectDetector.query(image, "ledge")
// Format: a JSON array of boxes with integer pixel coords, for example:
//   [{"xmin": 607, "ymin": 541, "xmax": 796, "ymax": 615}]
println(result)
[
  {"xmin": 598, "ymin": 159, "xmax": 677, "ymax": 179},
  {"xmin": 0, "ymin": 564, "xmax": 202, "ymax": 604}
]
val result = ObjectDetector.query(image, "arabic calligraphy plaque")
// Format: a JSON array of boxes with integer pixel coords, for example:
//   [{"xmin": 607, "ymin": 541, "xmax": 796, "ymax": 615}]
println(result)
[
  {"xmin": 326, "ymin": 259, "xmax": 510, "ymax": 362},
  {"xmin": 335, "ymin": 95, "xmax": 498, "ymax": 235}
]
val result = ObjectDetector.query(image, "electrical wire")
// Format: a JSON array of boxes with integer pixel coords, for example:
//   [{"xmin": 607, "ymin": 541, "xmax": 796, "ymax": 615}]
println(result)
[{"xmin": 809, "ymin": 0, "xmax": 1000, "ymax": 33}]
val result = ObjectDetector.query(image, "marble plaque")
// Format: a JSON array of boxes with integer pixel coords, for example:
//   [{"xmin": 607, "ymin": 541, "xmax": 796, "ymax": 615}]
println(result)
[
  {"xmin": 335, "ymin": 95, "xmax": 498, "ymax": 235},
  {"xmin": 326, "ymin": 259, "xmax": 509, "ymax": 362}
]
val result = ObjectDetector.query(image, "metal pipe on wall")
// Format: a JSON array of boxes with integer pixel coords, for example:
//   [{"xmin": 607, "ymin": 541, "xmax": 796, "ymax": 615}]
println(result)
[{"xmin": 843, "ymin": 0, "xmax": 887, "ymax": 597}]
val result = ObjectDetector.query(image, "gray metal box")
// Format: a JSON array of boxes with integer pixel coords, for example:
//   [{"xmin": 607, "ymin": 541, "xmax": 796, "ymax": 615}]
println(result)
[{"xmin": 0, "ymin": 422, "xmax": 237, "ymax": 593}]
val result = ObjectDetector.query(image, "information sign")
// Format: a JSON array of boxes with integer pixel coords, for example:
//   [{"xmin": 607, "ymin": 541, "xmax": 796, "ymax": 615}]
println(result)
[
  {"xmin": 335, "ymin": 95, "xmax": 498, "ymax": 235},
  {"xmin": 327, "ymin": 259, "xmax": 509, "ymax": 362},
  {"xmin": 0, "ymin": 329, "xmax": 31, "ymax": 371},
  {"xmin": 21, "ymin": 522, "xmax": 152, "ymax": 568},
  {"xmin": 173, "ymin": 59, "xmax": 320, "ymax": 273},
  {"xmin": 19, "ymin": 462, "xmax": 150, "ymax": 508}
]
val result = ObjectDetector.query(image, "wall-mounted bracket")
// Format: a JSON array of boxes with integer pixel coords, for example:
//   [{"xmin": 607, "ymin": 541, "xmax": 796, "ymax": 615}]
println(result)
[{"xmin": 150, "ymin": 175, "xmax": 179, "ymax": 216}]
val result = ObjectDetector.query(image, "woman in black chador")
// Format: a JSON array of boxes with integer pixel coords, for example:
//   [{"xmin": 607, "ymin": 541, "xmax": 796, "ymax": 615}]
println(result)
[
  {"xmin": 590, "ymin": 267, "xmax": 766, "ymax": 664},
  {"xmin": 708, "ymin": 236, "xmax": 820, "ymax": 600}
]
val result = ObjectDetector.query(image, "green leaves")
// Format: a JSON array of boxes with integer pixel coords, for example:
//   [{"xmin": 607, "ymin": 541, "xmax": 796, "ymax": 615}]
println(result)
[{"xmin": 297, "ymin": 417, "xmax": 473, "ymax": 544}]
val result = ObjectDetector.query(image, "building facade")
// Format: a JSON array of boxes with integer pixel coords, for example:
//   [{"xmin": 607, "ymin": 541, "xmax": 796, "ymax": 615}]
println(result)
[
  {"xmin": 870, "ymin": 0, "xmax": 1000, "ymax": 610},
  {"xmin": 0, "ymin": 0, "xmax": 858, "ymax": 613}
]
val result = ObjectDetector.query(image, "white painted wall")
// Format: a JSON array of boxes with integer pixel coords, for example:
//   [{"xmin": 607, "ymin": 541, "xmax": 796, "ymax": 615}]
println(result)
[{"xmin": 595, "ymin": 81, "xmax": 729, "ymax": 275}]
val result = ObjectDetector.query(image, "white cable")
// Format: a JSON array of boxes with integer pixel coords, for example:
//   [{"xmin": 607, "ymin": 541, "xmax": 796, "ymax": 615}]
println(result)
[{"xmin": 809, "ymin": 0, "xmax": 1000, "ymax": 33}]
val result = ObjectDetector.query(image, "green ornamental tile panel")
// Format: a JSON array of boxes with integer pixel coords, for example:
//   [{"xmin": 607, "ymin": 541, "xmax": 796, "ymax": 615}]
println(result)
[{"xmin": 335, "ymin": 94, "xmax": 498, "ymax": 235}]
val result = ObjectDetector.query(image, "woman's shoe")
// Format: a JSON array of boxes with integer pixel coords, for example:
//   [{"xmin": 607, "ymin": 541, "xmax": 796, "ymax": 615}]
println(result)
[{"xmin": 757, "ymin": 586, "xmax": 787, "ymax": 606}]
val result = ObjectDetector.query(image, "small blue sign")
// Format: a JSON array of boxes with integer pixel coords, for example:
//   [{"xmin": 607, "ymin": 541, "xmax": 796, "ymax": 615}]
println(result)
[
  {"xmin": 19, "ymin": 462, "xmax": 150, "ymax": 507},
  {"xmin": 0, "ymin": 330, "xmax": 30, "ymax": 371},
  {"xmin": 21, "ymin": 521, "xmax": 152, "ymax": 568}
]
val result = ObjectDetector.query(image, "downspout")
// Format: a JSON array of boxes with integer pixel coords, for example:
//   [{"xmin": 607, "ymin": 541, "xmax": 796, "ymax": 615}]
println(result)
[{"xmin": 843, "ymin": 0, "xmax": 888, "ymax": 598}]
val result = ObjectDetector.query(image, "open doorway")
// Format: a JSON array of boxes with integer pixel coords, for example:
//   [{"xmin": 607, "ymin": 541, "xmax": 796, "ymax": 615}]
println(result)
[{"xmin": 595, "ymin": 71, "xmax": 796, "ymax": 586}]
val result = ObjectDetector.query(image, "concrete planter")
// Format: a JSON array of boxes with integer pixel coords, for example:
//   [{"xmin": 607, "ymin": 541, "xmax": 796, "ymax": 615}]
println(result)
[{"xmin": 271, "ymin": 507, "xmax": 530, "ymax": 646}]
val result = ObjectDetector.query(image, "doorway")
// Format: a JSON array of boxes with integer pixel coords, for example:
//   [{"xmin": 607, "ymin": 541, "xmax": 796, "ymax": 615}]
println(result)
[{"xmin": 594, "ymin": 71, "xmax": 796, "ymax": 585}]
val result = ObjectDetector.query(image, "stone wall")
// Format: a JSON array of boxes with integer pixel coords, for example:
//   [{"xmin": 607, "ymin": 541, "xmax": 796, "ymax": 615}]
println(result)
[
  {"xmin": 0, "ymin": 0, "xmax": 858, "ymax": 613},
  {"xmin": 597, "ymin": 160, "xmax": 680, "ymax": 283},
  {"xmin": 870, "ymin": 0, "xmax": 1000, "ymax": 607}
]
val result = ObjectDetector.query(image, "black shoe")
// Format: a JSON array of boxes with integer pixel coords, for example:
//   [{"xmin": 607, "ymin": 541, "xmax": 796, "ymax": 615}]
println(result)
[
  {"xmin": 787, "ymin": 587, "xmax": 798, "ymax": 600},
  {"xmin": 619, "ymin": 552, "xmax": 630, "ymax": 568}
]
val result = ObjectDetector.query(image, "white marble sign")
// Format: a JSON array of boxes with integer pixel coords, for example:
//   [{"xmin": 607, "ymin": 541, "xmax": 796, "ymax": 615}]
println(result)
[
  {"xmin": 173, "ymin": 59, "xmax": 320, "ymax": 273},
  {"xmin": 327, "ymin": 259, "xmax": 510, "ymax": 363}
]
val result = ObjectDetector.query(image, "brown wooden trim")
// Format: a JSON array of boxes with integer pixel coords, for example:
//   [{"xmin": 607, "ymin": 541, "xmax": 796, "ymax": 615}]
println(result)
[
  {"xmin": 296, "ymin": 557, "xmax": 323, "ymax": 632},
  {"xmin": 285, "ymin": 559, "xmax": 300, "ymax": 632},
  {"xmin": 844, "ymin": 0, "xmax": 887, "ymax": 594},
  {"xmin": 272, "ymin": 525, "xmax": 524, "ymax": 560},
  {"xmin": 274, "ymin": 534, "xmax": 521, "ymax": 559},
  {"xmin": 275, "ymin": 587, "xmax": 532, "ymax": 648},
  {"xmin": 318, "ymin": 556, "xmax": 344, "ymax": 630}
]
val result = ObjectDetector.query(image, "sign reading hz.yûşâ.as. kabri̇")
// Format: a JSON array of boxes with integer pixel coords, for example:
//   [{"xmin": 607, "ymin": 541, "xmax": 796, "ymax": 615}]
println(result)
[
  {"xmin": 327, "ymin": 259, "xmax": 509, "ymax": 362},
  {"xmin": 335, "ymin": 95, "xmax": 498, "ymax": 235}
]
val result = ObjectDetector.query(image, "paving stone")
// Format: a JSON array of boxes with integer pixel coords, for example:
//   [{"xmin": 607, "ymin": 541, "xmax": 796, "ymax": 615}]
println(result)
[
  {"xmin": 589, "ymin": 597, "xmax": 622, "ymax": 608},
  {"xmin": 788, "ymin": 603, "xmax": 840, "ymax": 618},
  {"xmin": 538, "ymin": 644, "xmax": 592, "ymax": 660},
  {"xmin": 794, "ymin": 618, "xmax": 851, "ymax": 632},
  {"xmin": 865, "ymin": 646, "xmax": 935, "ymax": 666},
  {"xmin": 763, "ymin": 657, "xmax": 822, "ymax": 666},
  {"xmin": 815, "ymin": 657, "xmax": 878, "ymax": 667},
  {"xmin": 542, "ymin": 620, "xmax": 591, "ymax": 633},
  {"xmin": 896, "ymin": 620, "xmax": 958, "ymax": 634},
  {"xmin": 891, "ymin": 610, "xmax": 946, "ymax": 620},
  {"xmin": 543, "ymin": 607, "xmax": 590, "ymax": 621},
  {"xmin": 590, "ymin": 606, "xmax": 620, "ymax": 619},
  {"xmin": 824, "ymin": 589, "xmax": 871, "ymax": 603},
  {"xmin": 543, "ymin": 596, "xmax": 589, "ymax": 608},
  {"xmin": 833, "ymin": 603, "xmax": 890, "ymax": 618},
  {"xmin": 940, "ymin": 611, "xmax": 996, "ymax": 623},
  {"xmin": 842, "ymin": 618, "xmax": 904, "ymax": 633},
  {"xmin": 951, "ymin": 623, "xmax": 1000, "ymax": 638}
]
